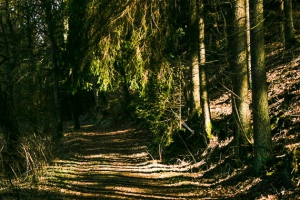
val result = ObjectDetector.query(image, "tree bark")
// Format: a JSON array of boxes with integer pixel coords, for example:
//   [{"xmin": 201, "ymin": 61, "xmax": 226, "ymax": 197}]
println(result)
[
  {"xmin": 190, "ymin": 0, "xmax": 201, "ymax": 116},
  {"xmin": 231, "ymin": 0, "xmax": 252, "ymax": 158},
  {"xmin": 250, "ymin": 0, "xmax": 272, "ymax": 175},
  {"xmin": 246, "ymin": 0, "xmax": 252, "ymax": 88},
  {"xmin": 198, "ymin": 0, "xmax": 212, "ymax": 139}
]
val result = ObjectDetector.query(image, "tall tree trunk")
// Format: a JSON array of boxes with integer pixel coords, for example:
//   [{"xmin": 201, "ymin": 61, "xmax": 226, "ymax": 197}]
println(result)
[
  {"xmin": 250, "ymin": 0, "xmax": 272, "ymax": 175},
  {"xmin": 190, "ymin": 0, "xmax": 201, "ymax": 116},
  {"xmin": 198, "ymin": 0, "xmax": 212, "ymax": 140},
  {"xmin": 231, "ymin": 0, "xmax": 252, "ymax": 158},
  {"xmin": 284, "ymin": 0, "xmax": 295, "ymax": 49},
  {"xmin": 41, "ymin": 0, "xmax": 63, "ymax": 138}
]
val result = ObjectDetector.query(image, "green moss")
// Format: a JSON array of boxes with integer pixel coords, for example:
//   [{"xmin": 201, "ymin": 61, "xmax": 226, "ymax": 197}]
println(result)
[{"xmin": 206, "ymin": 122, "xmax": 213, "ymax": 139}]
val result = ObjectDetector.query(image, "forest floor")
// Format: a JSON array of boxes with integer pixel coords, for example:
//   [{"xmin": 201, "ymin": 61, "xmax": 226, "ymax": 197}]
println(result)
[
  {"xmin": 1, "ymin": 43, "xmax": 300, "ymax": 200},
  {"xmin": 0, "ymin": 121, "xmax": 297, "ymax": 200}
]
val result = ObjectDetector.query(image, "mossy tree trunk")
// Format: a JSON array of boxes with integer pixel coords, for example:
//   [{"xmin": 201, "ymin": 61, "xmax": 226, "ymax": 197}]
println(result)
[{"xmin": 250, "ymin": 0, "xmax": 272, "ymax": 175}]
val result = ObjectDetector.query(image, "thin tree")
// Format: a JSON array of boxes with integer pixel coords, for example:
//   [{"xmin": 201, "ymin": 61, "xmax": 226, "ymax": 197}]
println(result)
[
  {"xmin": 198, "ymin": 0, "xmax": 212, "ymax": 140},
  {"xmin": 190, "ymin": 0, "xmax": 201, "ymax": 116},
  {"xmin": 250, "ymin": 0, "xmax": 272, "ymax": 175},
  {"xmin": 246, "ymin": 0, "xmax": 251, "ymax": 87}
]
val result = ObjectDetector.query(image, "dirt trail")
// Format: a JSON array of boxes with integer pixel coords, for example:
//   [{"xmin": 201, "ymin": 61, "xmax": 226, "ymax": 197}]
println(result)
[
  {"xmin": 3, "ymin": 111, "xmax": 299, "ymax": 199},
  {"xmin": 21, "ymin": 124, "xmax": 213, "ymax": 200}
]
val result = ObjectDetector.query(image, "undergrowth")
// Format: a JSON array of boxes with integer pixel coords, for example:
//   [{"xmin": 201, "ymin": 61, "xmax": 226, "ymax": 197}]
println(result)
[{"xmin": 0, "ymin": 125, "xmax": 56, "ymax": 196}]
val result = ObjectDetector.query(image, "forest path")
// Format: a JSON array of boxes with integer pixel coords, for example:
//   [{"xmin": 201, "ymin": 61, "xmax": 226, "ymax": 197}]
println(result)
[{"xmin": 24, "ymin": 123, "xmax": 213, "ymax": 200}]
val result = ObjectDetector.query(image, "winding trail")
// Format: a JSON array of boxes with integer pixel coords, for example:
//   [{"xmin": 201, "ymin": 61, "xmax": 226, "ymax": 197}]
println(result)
[{"xmin": 27, "ymin": 124, "xmax": 215, "ymax": 199}]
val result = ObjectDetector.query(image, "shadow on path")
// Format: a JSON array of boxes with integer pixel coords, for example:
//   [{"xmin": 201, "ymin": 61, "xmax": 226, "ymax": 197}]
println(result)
[{"xmin": 12, "ymin": 124, "xmax": 210, "ymax": 200}]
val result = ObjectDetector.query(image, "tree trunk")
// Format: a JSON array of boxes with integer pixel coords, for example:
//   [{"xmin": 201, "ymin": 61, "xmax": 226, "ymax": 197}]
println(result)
[
  {"xmin": 246, "ymin": 0, "xmax": 252, "ymax": 88},
  {"xmin": 190, "ymin": 0, "xmax": 201, "ymax": 116},
  {"xmin": 250, "ymin": 0, "xmax": 272, "ymax": 175},
  {"xmin": 198, "ymin": 0, "xmax": 212, "ymax": 140},
  {"xmin": 284, "ymin": 0, "xmax": 295, "ymax": 49},
  {"xmin": 231, "ymin": 0, "xmax": 252, "ymax": 158}
]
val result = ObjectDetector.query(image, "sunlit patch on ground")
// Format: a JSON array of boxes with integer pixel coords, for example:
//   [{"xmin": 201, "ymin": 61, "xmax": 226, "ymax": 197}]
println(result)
[{"xmin": 210, "ymin": 92, "xmax": 232, "ymax": 120}]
